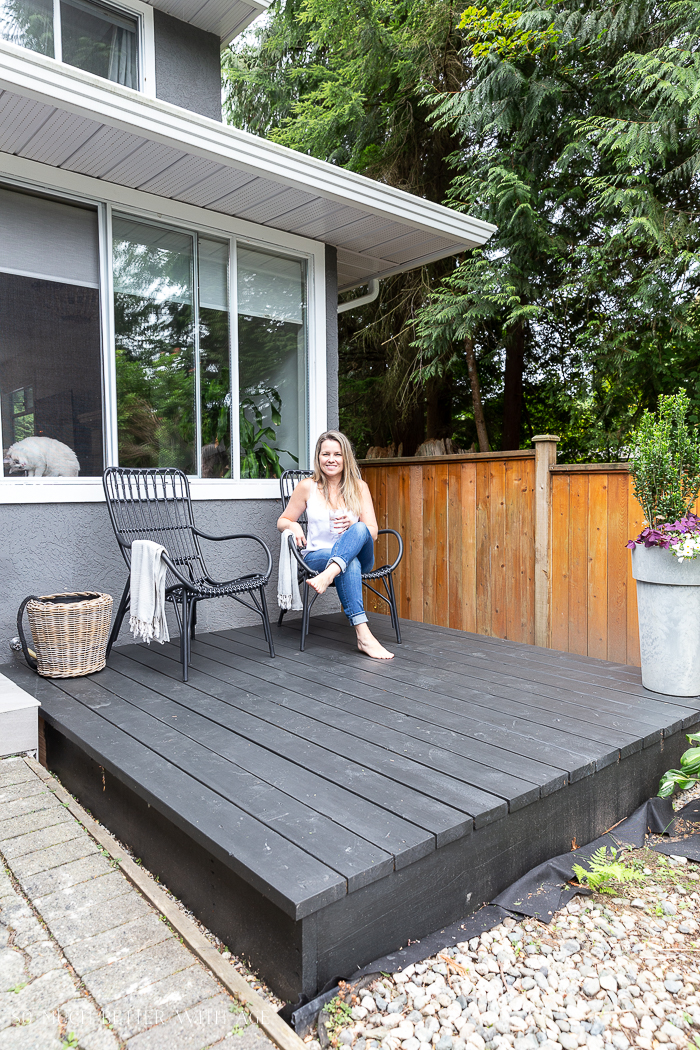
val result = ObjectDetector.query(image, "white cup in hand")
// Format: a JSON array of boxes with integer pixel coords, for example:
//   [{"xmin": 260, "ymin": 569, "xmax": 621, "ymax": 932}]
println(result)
[{"xmin": 330, "ymin": 509, "xmax": 346, "ymax": 533}]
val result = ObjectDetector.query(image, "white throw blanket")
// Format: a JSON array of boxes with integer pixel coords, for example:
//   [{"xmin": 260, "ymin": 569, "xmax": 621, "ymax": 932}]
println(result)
[
  {"xmin": 129, "ymin": 540, "xmax": 170, "ymax": 644},
  {"xmin": 277, "ymin": 530, "xmax": 303, "ymax": 611}
]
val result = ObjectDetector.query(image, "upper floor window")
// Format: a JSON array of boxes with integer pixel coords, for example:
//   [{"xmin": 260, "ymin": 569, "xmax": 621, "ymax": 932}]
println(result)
[{"xmin": 0, "ymin": 0, "xmax": 148, "ymax": 91}]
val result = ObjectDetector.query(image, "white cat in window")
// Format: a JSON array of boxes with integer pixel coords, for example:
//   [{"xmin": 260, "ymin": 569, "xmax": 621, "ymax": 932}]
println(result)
[{"xmin": 3, "ymin": 437, "xmax": 80, "ymax": 477}]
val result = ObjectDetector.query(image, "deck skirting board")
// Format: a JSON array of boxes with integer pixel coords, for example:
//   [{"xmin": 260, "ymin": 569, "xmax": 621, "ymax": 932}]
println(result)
[
  {"xmin": 40, "ymin": 714, "xmax": 696, "ymax": 1000},
  {"xmin": 311, "ymin": 726, "xmax": 690, "ymax": 982}
]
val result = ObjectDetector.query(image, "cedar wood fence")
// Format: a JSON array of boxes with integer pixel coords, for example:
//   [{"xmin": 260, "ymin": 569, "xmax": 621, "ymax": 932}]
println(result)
[{"xmin": 359, "ymin": 437, "xmax": 646, "ymax": 666}]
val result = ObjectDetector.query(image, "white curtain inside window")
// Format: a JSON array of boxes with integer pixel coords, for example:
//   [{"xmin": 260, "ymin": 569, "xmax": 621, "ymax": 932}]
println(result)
[
  {"xmin": 106, "ymin": 23, "xmax": 136, "ymax": 89},
  {"xmin": 237, "ymin": 247, "xmax": 304, "ymax": 324},
  {"xmin": 0, "ymin": 186, "xmax": 99, "ymax": 287}
]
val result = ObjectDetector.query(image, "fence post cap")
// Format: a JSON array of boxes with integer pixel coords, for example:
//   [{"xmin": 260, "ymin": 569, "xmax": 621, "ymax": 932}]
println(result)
[{"xmin": 532, "ymin": 434, "xmax": 560, "ymax": 443}]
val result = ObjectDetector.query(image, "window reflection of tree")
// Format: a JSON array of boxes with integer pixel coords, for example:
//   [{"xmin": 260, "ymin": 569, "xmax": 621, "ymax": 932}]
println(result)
[
  {"xmin": 114, "ymin": 229, "xmax": 195, "ymax": 473},
  {"xmin": 0, "ymin": 0, "xmax": 54, "ymax": 55},
  {"xmin": 114, "ymin": 230, "xmax": 305, "ymax": 479},
  {"xmin": 199, "ymin": 306, "xmax": 231, "ymax": 478},
  {"xmin": 238, "ymin": 314, "xmax": 301, "ymax": 479},
  {"xmin": 115, "ymin": 295, "xmax": 195, "ymax": 472}
]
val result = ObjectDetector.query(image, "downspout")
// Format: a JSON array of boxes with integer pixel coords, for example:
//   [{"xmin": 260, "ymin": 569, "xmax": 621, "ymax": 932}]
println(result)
[{"xmin": 337, "ymin": 279, "xmax": 379, "ymax": 314}]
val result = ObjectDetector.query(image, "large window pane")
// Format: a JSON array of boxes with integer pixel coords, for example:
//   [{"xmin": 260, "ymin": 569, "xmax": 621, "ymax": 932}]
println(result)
[
  {"xmin": 0, "ymin": 0, "xmax": 54, "ymax": 55},
  {"xmin": 113, "ymin": 217, "xmax": 195, "ymax": 473},
  {"xmin": 61, "ymin": 0, "xmax": 138, "ymax": 88},
  {"xmin": 0, "ymin": 275, "xmax": 103, "ymax": 476},
  {"xmin": 237, "ymin": 247, "xmax": 307, "ymax": 478},
  {"xmin": 199, "ymin": 238, "xmax": 231, "ymax": 478},
  {"xmin": 0, "ymin": 190, "xmax": 102, "ymax": 477}
]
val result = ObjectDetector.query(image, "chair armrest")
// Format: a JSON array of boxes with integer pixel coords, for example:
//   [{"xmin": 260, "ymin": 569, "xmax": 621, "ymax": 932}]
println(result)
[
  {"xmin": 194, "ymin": 528, "xmax": 262, "ymax": 543},
  {"xmin": 119, "ymin": 541, "xmax": 195, "ymax": 588},
  {"xmin": 287, "ymin": 533, "xmax": 316, "ymax": 575},
  {"xmin": 193, "ymin": 529, "xmax": 273, "ymax": 580},
  {"xmin": 377, "ymin": 528, "xmax": 404, "ymax": 573},
  {"xmin": 160, "ymin": 551, "xmax": 197, "ymax": 588}
]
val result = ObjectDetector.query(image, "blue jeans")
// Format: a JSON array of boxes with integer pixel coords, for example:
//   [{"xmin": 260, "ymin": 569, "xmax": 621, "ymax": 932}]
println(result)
[{"xmin": 303, "ymin": 521, "xmax": 374, "ymax": 626}]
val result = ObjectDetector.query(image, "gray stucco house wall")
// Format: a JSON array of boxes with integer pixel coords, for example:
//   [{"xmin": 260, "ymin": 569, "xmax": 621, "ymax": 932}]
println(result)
[
  {"xmin": 154, "ymin": 10, "xmax": 223, "ymax": 120},
  {"xmin": 2, "ymin": 499, "xmax": 281, "ymax": 651},
  {"xmin": 1, "ymin": 254, "xmax": 340, "ymax": 651}
]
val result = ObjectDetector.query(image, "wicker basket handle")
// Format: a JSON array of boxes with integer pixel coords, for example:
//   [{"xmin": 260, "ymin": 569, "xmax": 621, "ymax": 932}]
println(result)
[{"xmin": 16, "ymin": 596, "xmax": 39, "ymax": 671}]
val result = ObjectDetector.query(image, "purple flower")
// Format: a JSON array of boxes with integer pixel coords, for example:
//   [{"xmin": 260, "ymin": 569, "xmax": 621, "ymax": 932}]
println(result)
[{"xmin": 627, "ymin": 513, "xmax": 700, "ymax": 549}]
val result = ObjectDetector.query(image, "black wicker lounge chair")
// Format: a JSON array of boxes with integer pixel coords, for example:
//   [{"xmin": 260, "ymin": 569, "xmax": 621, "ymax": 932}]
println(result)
[{"xmin": 103, "ymin": 467, "xmax": 274, "ymax": 680}]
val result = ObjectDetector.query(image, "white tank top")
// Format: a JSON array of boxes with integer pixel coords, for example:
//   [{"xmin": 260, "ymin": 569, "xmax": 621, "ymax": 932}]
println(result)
[{"xmin": 305, "ymin": 484, "xmax": 358, "ymax": 552}]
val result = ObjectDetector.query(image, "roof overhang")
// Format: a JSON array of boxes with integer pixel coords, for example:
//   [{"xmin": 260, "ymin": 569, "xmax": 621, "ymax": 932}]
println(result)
[
  {"xmin": 147, "ymin": 0, "xmax": 270, "ymax": 45},
  {"xmin": 0, "ymin": 43, "xmax": 496, "ymax": 291}
]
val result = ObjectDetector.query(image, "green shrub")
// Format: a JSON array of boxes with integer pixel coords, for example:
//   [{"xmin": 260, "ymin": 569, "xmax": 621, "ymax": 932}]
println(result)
[{"xmin": 629, "ymin": 391, "xmax": 700, "ymax": 526}]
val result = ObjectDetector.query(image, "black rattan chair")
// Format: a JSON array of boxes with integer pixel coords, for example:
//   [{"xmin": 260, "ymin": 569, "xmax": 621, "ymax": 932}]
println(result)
[
  {"xmin": 103, "ymin": 467, "xmax": 274, "ymax": 680},
  {"xmin": 278, "ymin": 469, "xmax": 403, "ymax": 651}
]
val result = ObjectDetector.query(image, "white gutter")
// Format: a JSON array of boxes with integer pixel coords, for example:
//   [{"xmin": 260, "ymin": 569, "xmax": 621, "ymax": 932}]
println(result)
[
  {"xmin": 338, "ymin": 279, "xmax": 380, "ymax": 314},
  {"xmin": 0, "ymin": 41, "xmax": 497, "ymax": 249}
]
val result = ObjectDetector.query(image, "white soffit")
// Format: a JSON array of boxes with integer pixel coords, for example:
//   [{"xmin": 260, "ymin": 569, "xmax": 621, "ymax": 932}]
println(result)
[
  {"xmin": 149, "ymin": 0, "xmax": 270, "ymax": 44},
  {"xmin": 0, "ymin": 43, "xmax": 496, "ymax": 291}
]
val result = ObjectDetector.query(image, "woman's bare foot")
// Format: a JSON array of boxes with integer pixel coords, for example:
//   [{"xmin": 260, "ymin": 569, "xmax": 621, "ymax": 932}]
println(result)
[
  {"xmin": 356, "ymin": 624, "xmax": 394, "ymax": 660},
  {"xmin": 307, "ymin": 563, "xmax": 341, "ymax": 596}
]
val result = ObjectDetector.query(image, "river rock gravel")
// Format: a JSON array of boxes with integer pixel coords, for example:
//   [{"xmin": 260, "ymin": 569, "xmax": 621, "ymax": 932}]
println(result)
[{"xmin": 312, "ymin": 844, "xmax": 700, "ymax": 1050}]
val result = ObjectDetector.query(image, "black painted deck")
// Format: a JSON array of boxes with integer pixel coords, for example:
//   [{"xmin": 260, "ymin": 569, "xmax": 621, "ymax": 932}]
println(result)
[{"xmin": 4, "ymin": 613, "xmax": 700, "ymax": 1000}]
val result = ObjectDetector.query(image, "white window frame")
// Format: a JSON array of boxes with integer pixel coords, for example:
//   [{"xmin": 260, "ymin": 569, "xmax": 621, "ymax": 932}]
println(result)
[
  {"xmin": 124, "ymin": 0, "xmax": 156, "ymax": 98},
  {"xmin": 0, "ymin": 162, "xmax": 327, "ymax": 503},
  {"xmin": 22, "ymin": 0, "xmax": 156, "ymax": 96}
]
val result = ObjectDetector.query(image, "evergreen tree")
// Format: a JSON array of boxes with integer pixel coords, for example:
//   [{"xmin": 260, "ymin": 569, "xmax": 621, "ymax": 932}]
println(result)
[
  {"xmin": 413, "ymin": 0, "xmax": 700, "ymax": 456},
  {"xmin": 224, "ymin": 0, "xmax": 700, "ymax": 458}
]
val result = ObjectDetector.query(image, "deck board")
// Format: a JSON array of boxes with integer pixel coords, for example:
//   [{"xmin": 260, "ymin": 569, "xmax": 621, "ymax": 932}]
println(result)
[
  {"xmin": 315, "ymin": 617, "xmax": 694, "ymax": 734},
  {"xmin": 182, "ymin": 632, "xmax": 545, "ymax": 809},
  {"xmin": 227, "ymin": 627, "xmax": 602, "ymax": 781},
  {"xmin": 5, "ymin": 611, "xmax": 700, "ymax": 1000},
  {"xmin": 51, "ymin": 669, "xmax": 396, "ymax": 891},
  {"xmin": 109, "ymin": 646, "xmax": 472, "ymax": 846},
  {"xmin": 120, "ymin": 640, "xmax": 505, "ymax": 827},
  {"xmin": 252, "ymin": 620, "xmax": 642, "ymax": 740},
  {"xmin": 212, "ymin": 630, "xmax": 571, "ymax": 791},
  {"xmin": 243, "ymin": 624, "xmax": 637, "ymax": 768}
]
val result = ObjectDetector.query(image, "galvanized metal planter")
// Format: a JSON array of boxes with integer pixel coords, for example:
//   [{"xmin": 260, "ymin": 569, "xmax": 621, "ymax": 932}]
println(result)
[{"xmin": 631, "ymin": 544, "xmax": 700, "ymax": 696}]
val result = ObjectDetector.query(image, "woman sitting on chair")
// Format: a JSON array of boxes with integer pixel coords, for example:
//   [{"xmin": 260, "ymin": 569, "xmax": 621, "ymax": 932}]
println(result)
[{"xmin": 277, "ymin": 430, "xmax": 395, "ymax": 661}]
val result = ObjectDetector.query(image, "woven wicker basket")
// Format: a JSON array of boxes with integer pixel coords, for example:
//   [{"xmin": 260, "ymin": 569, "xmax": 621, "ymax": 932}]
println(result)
[{"xmin": 17, "ymin": 592, "xmax": 113, "ymax": 678}]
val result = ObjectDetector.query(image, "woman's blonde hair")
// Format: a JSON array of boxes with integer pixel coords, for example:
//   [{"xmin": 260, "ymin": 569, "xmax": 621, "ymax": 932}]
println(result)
[{"xmin": 313, "ymin": 430, "xmax": 363, "ymax": 516}]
